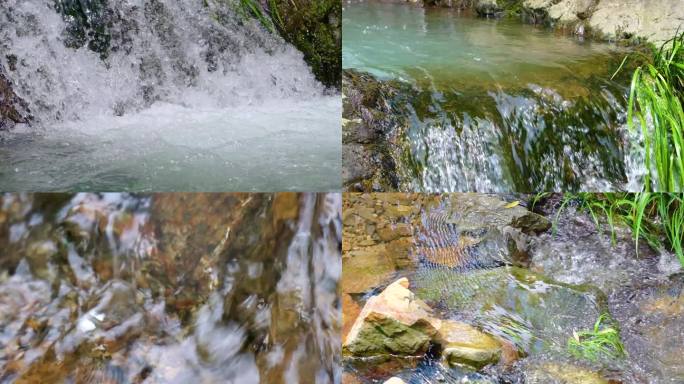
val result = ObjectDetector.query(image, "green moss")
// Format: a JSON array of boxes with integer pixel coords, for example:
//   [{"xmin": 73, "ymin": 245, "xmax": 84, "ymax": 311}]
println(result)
[
  {"xmin": 344, "ymin": 316, "xmax": 433, "ymax": 356},
  {"xmin": 53, "ymin": 0, "xmax": 111, "ymax": 59},
  {"xmin": 269, "ymin": 0, "xmax": 342, "ymax": 89}
]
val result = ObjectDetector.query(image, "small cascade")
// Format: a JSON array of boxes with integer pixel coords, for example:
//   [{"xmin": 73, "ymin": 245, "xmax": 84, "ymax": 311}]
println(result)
[{"xmin": 342, "ymin": 1, "xmax": 645, "ymax": 191}]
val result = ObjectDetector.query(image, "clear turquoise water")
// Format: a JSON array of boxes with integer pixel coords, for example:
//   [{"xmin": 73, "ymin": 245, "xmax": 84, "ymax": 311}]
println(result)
[{"xmin": 343, "ymin": 1, "xmax": 625, "ymax": 89}]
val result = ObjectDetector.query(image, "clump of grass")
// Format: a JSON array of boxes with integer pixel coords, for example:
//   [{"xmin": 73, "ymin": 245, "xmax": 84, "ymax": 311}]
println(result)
[
  {"xmin": 236, "ymin": 0, "xmax": 275, "ymax": 32},
  {"xmin": 545, "ymin": 193, "xmax": 684, "ymax": 267},
  {"xmin": 568, "ymin": 314, "xmax": 626, "ymax": 362},
  {"xmin": 629, "ymin": 193, "xmax": 684, "ymax": 266},
  {"xmin": 616, "ymin": 32, "xmax": 684, "ymax": 191}
]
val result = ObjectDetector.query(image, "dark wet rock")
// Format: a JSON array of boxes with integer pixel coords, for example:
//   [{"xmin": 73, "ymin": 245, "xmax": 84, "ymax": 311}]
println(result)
[
  {"xmin": 342, "ymin": 69, "xmax": 411, "ymax": 191},
  {"xmin": 266, "ymin": 0, "xmax": 342, "ymax": 89},
  {"xmin": 475, "ymin": 0, "xmax": 504, "ymax": 16},
  {"xmin": 342, "ymin": 144, "xmax": 379, "ymax": 189},
  {"xmin": 0, "ymin": 67, "xmax": 31, "ymax": 130}
]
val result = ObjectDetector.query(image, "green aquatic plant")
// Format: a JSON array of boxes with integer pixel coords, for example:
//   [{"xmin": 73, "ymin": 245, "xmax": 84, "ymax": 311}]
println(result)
[
  {"xmin": 567, "ymin": 314, "xmax": 626, "ymax": 362},
  {"xmin": 617, "ymin": 32, "xmax": 684, "ymax": 191}
]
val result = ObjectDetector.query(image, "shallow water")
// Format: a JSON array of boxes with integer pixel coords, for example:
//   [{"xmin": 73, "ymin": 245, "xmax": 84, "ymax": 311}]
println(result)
[
  {"xmin": 0, "ymin": 98, "xmax": 341, "ymax": 191},
  {"xmin": 343, "ymin": 1, "xmax": 625, "ymax": 89},
  {"xmin": 342, "ymin": 193, "xmax": 684, "ymax": 384},
  {"xmin": 0, "ymin": 193, "xmax": 342, "ymax": 383},
  {"xmin": 343, "ymin": 2, "xmax": 645, "ymax": 192}
]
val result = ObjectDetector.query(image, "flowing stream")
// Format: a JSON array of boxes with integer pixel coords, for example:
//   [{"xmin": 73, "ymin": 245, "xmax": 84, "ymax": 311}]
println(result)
[
  {"xmin": 0, "ymin": 193, "xmax": 342, "ymax": 383},
  {"xmin": 0, "ymin": 1, "xmax": 340, "ymax": 191},
  {"xmin": 343, "ymin": 1, "xmax": 644, "ymax": 192},
  {"xmin": 342, "ymin": 193, "xmax": 684, "ymax": 384}
]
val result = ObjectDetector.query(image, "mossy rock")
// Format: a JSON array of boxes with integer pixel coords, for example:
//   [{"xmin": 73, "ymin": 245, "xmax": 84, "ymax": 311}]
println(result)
[
  {"xmin": 343, "ymin": 278, "xmax": 441, "ymax": 357},
  {"xmin": 269, "ymin": 0, "xmax": 341, "ymax": 89},
  {"xmin": 437, "ymin": 320, "xmax": 503, "ymax": 369}
]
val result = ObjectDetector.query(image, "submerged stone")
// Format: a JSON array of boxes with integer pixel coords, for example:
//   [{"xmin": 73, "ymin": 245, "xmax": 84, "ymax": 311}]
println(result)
[
  {"xmin": 414, "ymin": 266, "xmax": 611, "ymax": 357},
  {"xmin": 436, "ymin": 320, "xmax": 502, "ymax": 369},
  {"xmin": 524, "ymin": 362, "xmax": 610, "ymax": 384},
  {"xmin": 416, "ymin": 194, "xmax": 550, "ymax": 269}
]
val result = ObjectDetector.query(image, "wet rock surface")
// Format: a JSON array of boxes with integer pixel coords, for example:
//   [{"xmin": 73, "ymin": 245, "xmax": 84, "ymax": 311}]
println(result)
[
  {"xmin": 0, "ymin": 193, "xmax": 342, "ymax": 384},
  {"xmin": 343, "ymin": 278, "xmax": 441, "ymax": 357},
  {"xmin": 436, "ymin": 320, "xmax": 502, "ymax": 368},
  {"xmin": 343, "ymin": 193, "xmax": 683, "ymax": 383},
  {"xmin": 521, "ymin": 0, "xmax": 684, "ymax": 43},
  {"xmin": 267, "ymin": 0, "xmax": 342, "ymax": 89},
  {"xmin": 342, "ymin": 70, "xmax": 409, "ymax": 191},
  {"xmin": 0, "ymin": 67, "xmax": 31, "ymax": 131}
]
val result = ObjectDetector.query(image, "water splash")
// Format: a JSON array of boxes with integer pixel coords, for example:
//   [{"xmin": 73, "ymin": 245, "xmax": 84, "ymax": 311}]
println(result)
[{"xmin": 0, "ymin": 1, "xmax": 340, "ymax": 190}]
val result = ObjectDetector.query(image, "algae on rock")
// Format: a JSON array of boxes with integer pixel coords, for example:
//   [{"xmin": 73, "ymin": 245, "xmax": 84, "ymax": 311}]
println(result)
[{"xmin": 344, "ymin": 278, "xmax": 442, "ymax": 357}]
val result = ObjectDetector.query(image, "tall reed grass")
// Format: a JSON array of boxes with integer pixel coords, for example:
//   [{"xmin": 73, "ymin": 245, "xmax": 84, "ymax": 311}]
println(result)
[{"xmin": 618, "ymin": 32, "xmax": 684, "ymax": 191}]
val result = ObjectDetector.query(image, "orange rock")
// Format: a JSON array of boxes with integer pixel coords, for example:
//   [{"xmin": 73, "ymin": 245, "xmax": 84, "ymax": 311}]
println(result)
[{"xmin": 342, "ymin": 293, "xmax": 362, "ymax": 340}]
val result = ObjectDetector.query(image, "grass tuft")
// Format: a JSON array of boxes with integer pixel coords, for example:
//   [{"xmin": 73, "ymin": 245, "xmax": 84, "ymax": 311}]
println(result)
[
  {"xmin": 236, "ymin": 0, "xmax": 275, "ymax": 32},
  {"xmin": 567, "ymin": 314, "xmax": 626, "ymax": 362},
  {"xmin": 546, "ymin": 193, "xmax": 684, "ymax": 267}
]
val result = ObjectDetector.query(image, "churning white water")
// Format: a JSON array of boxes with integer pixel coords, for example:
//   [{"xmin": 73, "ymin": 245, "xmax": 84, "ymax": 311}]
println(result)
[{"xmin": 0, "ymin": 0, "xmax": 340, "ymax": 191}]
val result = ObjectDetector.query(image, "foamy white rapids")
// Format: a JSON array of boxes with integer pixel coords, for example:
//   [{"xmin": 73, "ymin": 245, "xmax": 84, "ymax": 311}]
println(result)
[{"xmin": 0, "ymin": 0, "xmax": 340, "ymax": 190}]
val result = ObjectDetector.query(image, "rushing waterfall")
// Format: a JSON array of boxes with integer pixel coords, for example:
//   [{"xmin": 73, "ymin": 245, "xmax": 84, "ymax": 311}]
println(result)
[{"xmin": 0, "ymin": 1, "xmax": 341, "ymax": 191}]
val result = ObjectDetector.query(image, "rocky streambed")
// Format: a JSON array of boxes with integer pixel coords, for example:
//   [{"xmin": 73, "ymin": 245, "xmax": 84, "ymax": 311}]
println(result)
[{"xmin": 342, "ymin": 193, "xmax": 684, "ymax": 383}]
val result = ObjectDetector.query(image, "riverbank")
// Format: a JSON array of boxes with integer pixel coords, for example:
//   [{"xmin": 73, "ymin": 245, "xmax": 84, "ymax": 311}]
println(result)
[{"xmin": 391, "ymin": 0, "xmax": 684, "ymax": 46}]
